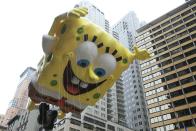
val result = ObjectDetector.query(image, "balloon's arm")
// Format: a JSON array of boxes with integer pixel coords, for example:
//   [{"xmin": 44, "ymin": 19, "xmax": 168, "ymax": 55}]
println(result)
[
  {"xmin": 129, "ymin": 46, "xmax": 151, "ymax": 63},
  {"xmin": 48, "ymin": 7, "xmax": 88, "ymax": 36}
]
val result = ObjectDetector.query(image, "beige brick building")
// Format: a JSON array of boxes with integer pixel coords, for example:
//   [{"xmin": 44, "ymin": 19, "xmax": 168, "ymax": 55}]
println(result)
[{"xmin": 136, "ymin": 0, "xmax": 196, "ymax": 130}]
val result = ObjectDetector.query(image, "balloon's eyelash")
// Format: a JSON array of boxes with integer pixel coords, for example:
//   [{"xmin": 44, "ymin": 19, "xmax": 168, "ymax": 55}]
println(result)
[{"xmin": 116, "ymin": 56, "xmax": 122, "ymax": 62}]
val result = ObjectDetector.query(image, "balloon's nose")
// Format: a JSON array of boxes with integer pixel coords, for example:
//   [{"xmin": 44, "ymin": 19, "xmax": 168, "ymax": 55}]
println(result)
[{"xmin": 88, "ymin": 65, "xmax": 99, "ymax": 81}]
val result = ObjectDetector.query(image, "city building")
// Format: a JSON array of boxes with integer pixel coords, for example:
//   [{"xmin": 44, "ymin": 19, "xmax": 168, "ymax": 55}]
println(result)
[
  {"xmin": 2, "ymin": 67, "xmax": 36, "ymax": 126},
  {"xmin": 75, "ymin": 0, "xmax": 110, "ymax": 33},
  {"xmin": 136, "ymin": 0, "xmax": 196, "ymax": 130},
  {"xmin": 107, "ymin": 83, "xmax": 127, "ymax": 126},
  {"xmin": 0, "ymin": 115, "xmax": 5, "ymax": 127},
  {"xmin": 113, "ymin": 12, "xmax": 149, "ymax": 131},
  {"xmin": 7, "ymin": 109, "xmax": 38, "ymax": 131},
  {"xmin": 0, "ymin": 125, "xmax": 7, "ymax": 131},
  {"xmin": 53, "ymin": 113, "xmax": 134, "ymax": 131},
  {"xmin": 7, "ymin": 109, "xmax": 135, "ymax": 131}
]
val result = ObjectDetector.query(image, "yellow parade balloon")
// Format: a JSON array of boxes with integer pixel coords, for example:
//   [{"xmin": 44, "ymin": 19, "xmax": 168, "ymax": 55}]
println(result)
[{"xmin": 28, "ymin": 7, "xmax": 150, "ymax": 115}]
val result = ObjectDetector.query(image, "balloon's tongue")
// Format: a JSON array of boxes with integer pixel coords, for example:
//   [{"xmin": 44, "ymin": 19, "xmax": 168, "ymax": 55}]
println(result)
[{"xmin": 67, "ymin": 85, "xmax": 79, "ymax": 94}]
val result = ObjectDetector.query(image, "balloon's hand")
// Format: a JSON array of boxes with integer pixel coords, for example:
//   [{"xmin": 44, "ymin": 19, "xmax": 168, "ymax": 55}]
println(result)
[
  {"xmin": 68, "ymin": 7, "xmax": 88, "ymax": 18},
  {"xmin": 134, "ymin": 46, "xmax": 151, "ymax": 60}
]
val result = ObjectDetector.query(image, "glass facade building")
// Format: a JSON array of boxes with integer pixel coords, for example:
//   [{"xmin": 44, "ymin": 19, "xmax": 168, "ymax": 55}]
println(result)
[
  {"xmin": 136, "ymin": 0, "xmax": 196, "ymax": 130},
  {"xmin": 113, "ymin": 12, "xmax": 150, "ymax": 131}
]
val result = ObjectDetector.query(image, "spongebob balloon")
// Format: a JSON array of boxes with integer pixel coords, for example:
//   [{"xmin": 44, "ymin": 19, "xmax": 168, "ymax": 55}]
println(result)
[{"xmin": 28, "ymin": 7, "xmax": 150, "ymax": 115}]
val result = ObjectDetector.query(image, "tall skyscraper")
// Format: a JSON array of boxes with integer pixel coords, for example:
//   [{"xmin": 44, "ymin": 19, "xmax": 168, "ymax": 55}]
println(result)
[
  {"xmin": 75, "ymin": 0, "xmax": 109, "ymax": 33},
  {"xmin": 136, "ymin": 0, "xmax": 196, "ymax": 130},
  {"xmin": 2, "ymin": 67, "xmax": 35, "ymax": 126},
  {"xmin": 113, "ymin": 12, "xmax": 150, "ymax": 131}
]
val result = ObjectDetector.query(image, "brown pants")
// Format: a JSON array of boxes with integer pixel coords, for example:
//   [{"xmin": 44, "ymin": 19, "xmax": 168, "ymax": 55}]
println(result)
[{"xmin": 28, "ymin": 82, "xmax": 82, "ymax": 113}]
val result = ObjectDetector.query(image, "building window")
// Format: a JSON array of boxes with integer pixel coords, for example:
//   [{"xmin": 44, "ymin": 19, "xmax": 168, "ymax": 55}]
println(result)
[
  {"xmin": 185, "ymin": 49, "xmax": 196, "ymax": 57},
  {"xmin": 161, "ymin": 103, "xmax": 172, "ymax": 111},
  {"xmin": 178, "ymin": 68, "xmax": 190, "ymax": 76},
  {"xmin": 180, "ymin": 36, "xmax": 191, "ymax": 44},
  {"xmin": 191, "ymin": 33, "xmax": 196, "ymax": 39},
  {"xmin": 134, "ymin": 116, "xmax": 137, "ymax": 120},
  {"xmin": 181, "ymin": 9, "xmax": 191, "ymax": 16},
  {"xmin": 152, "ymin": 26, "xmax": 161, "ymax": 32},
  {"xmin": 163, "ymin": 114, "xmax": 172, "ymax": 120},
  {"xmin": 159, "ymin": 53, "xmax": 170, "ymax": 60},
  {"xmin": 188, "ymin": 26, "xmax": 196, "ymax": 33},
  {"xmin": 187, "ymin": 57, "xmax": 196, "ymax": 64},
  {"xmin": 190, "ymin": 66, "xmax": 196, "ymax": 72},
  {"xmin": 182, "ymin": 42, "xmax": 194, "ymax": 50},
  {"xmin": 161, "ymin": 59, "xmax": 172, "ymax": 66},
  {"xmin": 101, "ymin": 113, "xmax": 105, "ymax": 118},
  {"xmin": 187, "ymin": 96, "xmax": 196, "ymax": 103},
  {"xmin": 173, "ymin": 20, "xmax": 183, "ymax": 27},
  {"xmin": 95, "ymin": 127, "xmax": 105, "ymax": 131},
  {"xmin": 165, "ymin": 124, "xmax": 175, "ymax": 130},
  {"xmin": 175, "ymin": 25, "xmax": 185, "ymax": 33},
  {"xmin": 155, "ymin": 79, "xmax": 162, "ymax": 85},
  {"xmin": 101, "ymin": 107, "xmax": 105, "ymax": 111},
  {"xmin": 183, "ymin": 85, "xmax": 196, "ymax": 94},
  {"xmin": 158, "ymin": 46, "xmax": 168, "ymax": 54},
  {"xmin": 151, "ymin": 116, "xmax": 162, "ymax": 123},
  {"xmin": 190, "ymin": 106, "xmax": 196, "ymax": 114},
  {"xmin": 176, "ymin": 108, "xmax": 190, "ymax": 117},
  {"xmin": 163, "ymin": 25, "xmax": 172, "ymax": 32},
  {"xmin": 163, "ymin": 66, "xmax": 175, "ymax": 73},
  {"xmin": 165, "ymin": 30, "xmax": 174, "ymax": 38},
  {"xmin": 70, "ymin": 119, "xmax": 81, "ymax": 126},
  {"xmin": 146, "ymin": 89, "xmax": 156, "ymax": 96},
  {"xmin": 166, "ymin": 36, "xmax": 176, "ymax": 43},
  {"xmin": 149, "ymin": 106, "xmax": 160, "ymax": 113},
  {"xmin": 183, "ymin": 119, "xmax": 194, "ymax": 128},
  {"xmin": 158, "ymin": 95, "xmax": 168, "ymax": 101},
  {"xmin": 170, "ymin": 89, "xmax": 183, "ymax": 98},
  {"xmin": 173, "ymin": 54, "xmax": 184, "ymax": 62},
  {"xmin": 180, "ymin": 76, "xmax": 194, "ymax": 85},
  {"xmin": 171, "ymin": 15, "xmax": 181, "ymax": 22},
  {"xmin": 69, "ymin": 128, "xmax": 79, "ymax": 131},
  {"xmin": 177, "ymin": 30, "xmax": 188, "ymax": 38},
  {"xmin": 139, "ymin": 121, "xmax": 142, "ymax": 125},
  {"xmin": 173, "ymin": 99, "xmax": 186, "ymax": 107},
  {"xmin": 186, "ymin": 19, "xmax": 196, "ymax": 27},
  {"xmin": 83, "ymin": 123, "xmax": 94, "ymax": 130},
  {"xmin": 168, "ymin": 41, "xmax": 179, "ymax": 49},
  {"xmin": 107, "ymin": 124, "xmax": 115, "ymax": 131},
  {"xmin": 165, "ymin": 73, "xmax": 177, "ymax": 81},
  {"xmin": 175, "ymin": 61, "xmax": 187, "ymax": 69},
  {"xmin": 170, "ymin": 48, "xmax": 182, "ymax": 55},
  {"xmin": 161, "ymin": 20, "xmax": 170, "ymax": 27},
  {"xmin": 154, "ymin": 30, "xmax": 162, "ymax": 37},
  {"xmin": 156, "ymin": 41, "xmax": 166, "ymax": 48},
  {"xmin": 183, "ymin": 14, "xmax": 194, "ymax": 22}
]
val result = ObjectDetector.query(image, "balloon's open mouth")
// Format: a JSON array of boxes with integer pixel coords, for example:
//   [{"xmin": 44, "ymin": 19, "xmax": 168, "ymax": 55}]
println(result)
[{"xmin": 63, "ymin": 62, "xmax": 106, "ymax": 95}]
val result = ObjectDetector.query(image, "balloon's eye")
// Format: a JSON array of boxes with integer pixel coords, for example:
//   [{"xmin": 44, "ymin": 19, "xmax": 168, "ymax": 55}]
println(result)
[
  {"xmin": 94, "ymin": 68, "xmax": 106, "ymax": 77},
  {"xmin": 75, "ymin": 41, "xmax": 98, "ymax": 68},
  {"xmin": 77, "ymin": 59, "xmax": 90, "ymax": 68},
  {"xmin": 93, "ymin": 54, "xmax": 116, "ymax": 77}
]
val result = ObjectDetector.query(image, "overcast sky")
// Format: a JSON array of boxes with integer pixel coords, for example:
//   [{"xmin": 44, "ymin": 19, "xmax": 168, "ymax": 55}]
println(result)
[{"xmin": 0, "ymin": 0, "xmax": 185, "ymax": 114}]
